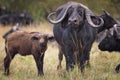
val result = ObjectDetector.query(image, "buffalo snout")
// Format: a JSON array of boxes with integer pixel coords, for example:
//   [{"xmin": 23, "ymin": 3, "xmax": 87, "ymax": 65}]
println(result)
[{"xmin": 40, "ymin": 43, "xmax": 46, "ymax": 47}]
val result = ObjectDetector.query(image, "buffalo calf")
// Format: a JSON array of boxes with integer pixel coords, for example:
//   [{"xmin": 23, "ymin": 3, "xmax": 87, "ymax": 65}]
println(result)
[{"xmin": 4, "ymin": 31, "xmax": 54, "ymax": 76}]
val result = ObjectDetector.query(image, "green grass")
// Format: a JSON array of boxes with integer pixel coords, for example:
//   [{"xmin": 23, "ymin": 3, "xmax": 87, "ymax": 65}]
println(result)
[{"xmin": 0, "ymin": 23, "xmax": 120, "ymax": 80}]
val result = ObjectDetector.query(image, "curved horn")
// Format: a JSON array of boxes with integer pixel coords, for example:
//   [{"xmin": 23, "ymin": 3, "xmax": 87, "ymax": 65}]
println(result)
[
  {"xmin": 78, "ymin": 3, "xmax": 104, "ymax": 27},
  {"xmin": 114, "ymin": 24, "xmax": 119, "ymax": 34},
  {"xmin": 86, "ymin": 13, "xmax": 104, "ymax": 27},
  {"xmin": 47, "ymin": 5, "xmax": 71, "ymax": 24}
]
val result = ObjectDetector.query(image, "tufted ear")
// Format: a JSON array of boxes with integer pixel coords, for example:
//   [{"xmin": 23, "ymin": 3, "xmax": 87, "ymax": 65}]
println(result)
[
  {"xmin": 102, "ymin": 9, "xmax": 110, "ymax": 16},
  {"xmin": 47, "ymin": 35, "xmax": 55, "ymax": 42},
  {"xmin": 31, "ymin": 36, "xmax": 40, "ymax": 40}
]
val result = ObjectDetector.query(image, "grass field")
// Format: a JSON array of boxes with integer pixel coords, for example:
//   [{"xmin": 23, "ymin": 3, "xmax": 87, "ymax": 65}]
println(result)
[{"xmin": 0, "ymin": 23, "xmax": 120, "ymax": 80}]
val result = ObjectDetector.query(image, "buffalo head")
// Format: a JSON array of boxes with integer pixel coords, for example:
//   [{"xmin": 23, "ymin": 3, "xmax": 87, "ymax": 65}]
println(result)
[
  {"xmin": 98, "ymin": 10, "xmax": 117, "ymax": 33},
  {"xmin": 47, "ymin": 1, "xmax": 104, "ymax": 28},
  {"xmin": 98, "ymin": 24, "xmax": 120, "ymax": 52}
]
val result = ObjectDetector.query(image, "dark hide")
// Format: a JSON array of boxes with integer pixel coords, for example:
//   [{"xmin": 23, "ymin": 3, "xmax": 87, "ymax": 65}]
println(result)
[
  {"xmin": 97, "ymin": 10, "xmax": 117, "ymax": 33},
  {"xmin": 4, "ymin": 31, "xmax": 54, "ymax": 76},
  {"xmin": 0, "ymin": 12, "xmax": 33, "ymax": 26},
  {"xmin": 99, "ymin": 24, "xmax": 120, "ymax": 51},
  {"xmin": 98, "ymin": 24, "xmax": 120, "ymax": 73},
  {"xmin": 52, "ymin": 1, "xmax": 102, "ymax": 73},
  {"xmin": 95, "ymin": 10, "xmax": 117, "ymax": 42}
]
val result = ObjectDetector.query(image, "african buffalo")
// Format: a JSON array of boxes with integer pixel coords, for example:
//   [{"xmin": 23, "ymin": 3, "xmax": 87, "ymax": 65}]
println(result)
[
  {"xmin": 4, "ymin": 31, "xmax": 54, "ymax": 76},
  {"xmin": 98, "ymin": 24, "xmax": 120, "ymax": 73},
  {"xmin": 47, "ymin": 1, "xmax": 118, "ymax": 74},
  {"xmin": 0, "ymin": 7, "xmax": 11, "ymax": 16},
  {"xmin": 47, "ymin": 1, "xmax": 106, "ymax": 73},
  {"xmin": 0, "ymin": 12, "xmax": 33, "ymax": 26},
  {"xmin": 99, "ymin": 24, "xmax": 120, "ymax": 51}
]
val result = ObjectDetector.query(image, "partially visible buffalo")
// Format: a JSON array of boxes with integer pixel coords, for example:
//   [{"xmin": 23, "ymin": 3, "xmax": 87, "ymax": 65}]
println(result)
[
  {"xmin": 99, "ymin": 24, "xmax": 120, "ymax": 51},
  {"xmin": 97, "ymin": 10, "xmax": 117, "ymax": 33},
  {"xmin": 0, "ymin": 12, "xmax": 33, "ymax": 26},
  {"xmin": 4, "ymin": 31, "xmax": 54, "ymax": 76},
  {"xmin": 98, "ymin": 24, "xmax": 120, "ymax": 73},
  {"xmin": 95, "ymin": 10, "xmax": 117, "ymax": 43},
  {"xmin": 0, "ymin": 7, "xmax": 11, "ymax": 16}
]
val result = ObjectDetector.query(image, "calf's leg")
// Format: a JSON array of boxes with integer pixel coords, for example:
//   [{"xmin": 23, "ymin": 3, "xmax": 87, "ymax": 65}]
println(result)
[
  {"xmin": 4, "ymin": 48, "xmax": 16, "ymax": 75},
  {"xmin": 33, "ymin": 53, "xmax": 44, "ymax": 76}
]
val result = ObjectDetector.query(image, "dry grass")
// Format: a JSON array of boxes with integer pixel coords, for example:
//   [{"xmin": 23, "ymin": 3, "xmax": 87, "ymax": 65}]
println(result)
[{"xmin": 0, "ymin": 22, "xmax": 120, "ymax": 80}]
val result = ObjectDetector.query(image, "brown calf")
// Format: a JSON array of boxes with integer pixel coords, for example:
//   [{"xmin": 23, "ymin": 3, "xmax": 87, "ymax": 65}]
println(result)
[{"xmin": 4, "ymin": 31, "xmax": 54, "ymax": 76}]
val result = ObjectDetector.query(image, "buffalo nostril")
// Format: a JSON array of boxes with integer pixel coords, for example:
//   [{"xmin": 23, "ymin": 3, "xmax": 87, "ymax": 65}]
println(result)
[
  {"xmin": 68, "ymin": 18, "xmax": 77, "ymax": 24},
  {"xmin": 40, "ymin": 43, "xmax": 46, "ymax": 47},
  {"xmin": 74, "ymin": 20, "xmax": 77, "ymax": 23}
]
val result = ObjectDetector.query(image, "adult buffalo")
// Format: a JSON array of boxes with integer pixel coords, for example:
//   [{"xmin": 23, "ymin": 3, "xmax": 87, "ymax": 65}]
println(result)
[
  {"xmin": 47, "ymin": 1, "xmax": 116, "ymax": 73},
  {"xmin": 98, "ymin": 24, "xmax": 120, "ymax": 73}
]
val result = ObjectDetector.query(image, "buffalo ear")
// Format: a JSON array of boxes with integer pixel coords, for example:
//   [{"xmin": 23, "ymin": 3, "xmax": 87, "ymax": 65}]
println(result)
[
  {"xmin": 31, "ymin": 36, "xmax": 39, "ymax": 40},
  {"xmin": 47, "ymin": 35, "xmax": 55, "ymax": 42},
  {"xmin": 102, "ymin": 9, "xmax": 110, "ymax": 16}
]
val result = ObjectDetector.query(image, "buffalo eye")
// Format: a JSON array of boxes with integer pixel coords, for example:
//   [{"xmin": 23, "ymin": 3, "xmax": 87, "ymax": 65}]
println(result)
[
  {"xmin": 78, "ymin": 10, "xmax": 82, "ymax": 16},
  {"xmin": 77, "ymin": 7, "xmax": 84, "ymax": 16},
  {"xmin": 31, "ymin": 36, "xmax": 39, "ymax": 40},
  {"xmin": 67, "ymin": 7, "xmax": 73, "ymax": 16}
]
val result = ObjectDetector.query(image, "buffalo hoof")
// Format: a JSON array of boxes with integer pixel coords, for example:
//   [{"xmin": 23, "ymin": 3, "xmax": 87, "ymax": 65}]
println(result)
[
  {"xmin": 86, "ymin": 63, "xmax": 91, "ymax": 68},
  {"xmin": 4, "ymin": 72, "xmax": 9, "ymax": 76},
  {"xmin": 38, "ymin": 72, "xmax": 44, "ymax": 76},
  {"xmin": 115, "ymin": 64, "xmax": 120, "ymax": 73},
  {"xmin": 57, "ymin": 65, "xmax": 62, "ymax": 70},
  {"xmin": 85, "ymin": 60, "xmax": 91, "ymax": 68},
  {"xmin": 4, "ymin": 69, "xmax": 10, "ymax": 76}
]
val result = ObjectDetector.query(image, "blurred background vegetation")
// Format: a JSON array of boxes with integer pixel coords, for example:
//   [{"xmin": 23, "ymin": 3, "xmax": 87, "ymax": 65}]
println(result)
[{"xmin": 0, "ymin": 0, "xmax": 119, "ymax": 21}]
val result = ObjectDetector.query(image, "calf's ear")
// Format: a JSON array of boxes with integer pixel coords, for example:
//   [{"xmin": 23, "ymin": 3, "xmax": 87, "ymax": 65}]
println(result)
[
  {"xmin": 31, "ymin": 36, "xmax": 39, "ymax": 40},
  {"xmin": 47, "ymin": 35, "xmax": 55, "ymax": 42}
]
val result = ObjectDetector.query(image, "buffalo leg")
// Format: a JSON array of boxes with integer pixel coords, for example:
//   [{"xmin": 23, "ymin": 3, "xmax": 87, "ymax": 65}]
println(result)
[
  {"xmin": 85, "ymin": 52, "xmax": 91, "ymax": 68},
  {"xmin": 4, "ymin": 51, "xmax": 16, "ymax": 75},
  {"xmin": 79, "ymin": 51, "xmax": 88, "ymax": 74},
  {"xmin": 85, "ymin": 44, "xmax": 92, "ymax": 68},
  {"xmin": 33, "ymin": 53, "xmax": 44, "ymax": 76},
  {"xmin": 65, "ymin": 46, "xmax": 75, "ymax": 71},
  {"xmin": 57, "ymin": 47, "xmax": 64, "ymax": 70},
  {"xmin": 115, "ymin": 64, "xmax": 120, "ymax": 73}
]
